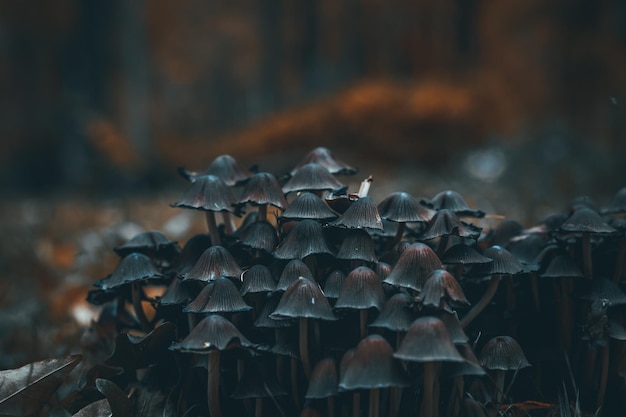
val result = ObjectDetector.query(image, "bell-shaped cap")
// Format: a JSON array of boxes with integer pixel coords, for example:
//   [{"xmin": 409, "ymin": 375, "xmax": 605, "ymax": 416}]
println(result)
[
  {"xmin": 421, "ymin": 209, "xmax": 482, "ymax": 241},
  {"xmin": 283, "ymin": 163, "xmax": 345, "ymax": 194},
  {"xmin": 375, "ymin": 262, "xmax": 393, "ymax": 281},
  {"xmin": 170, "ymin": 314, "xmax": 253, "ymax": 352},
  {"xmin": 419, "ymin": 269, "xmax": 469, "ymax": 311},
  {"xmin": 378, "ymin": 192, "xmax": 435, "ymax": 223},
  {"xmin": 273, "ymin": 219, "xmax": 334, "ymax": 259},
  {"xmin": 394, "ymin": 316, "xmax": 465, "ymax": 363},
  {"xmin": 340, "ymin": 334, "xmax": 409, "ymax": 391},
  {"xmin": 423, "ymin": 190, "xmax": 485, "ymax": 218},
  {"xmin": 280, "ymin": 192, "xmax": 338, "ymax": 222},
  {"xmin": 171, "ymin": 234, "xmax": 212, "ymax": 275},
  {"xmin": 158, "ymin": 276, "xmax": 196, "ymax": 307},
  {"xmin": 182, "ymin": 246, "xmax": 242, "ymax": 282},
  {"xmin": 437, "ymin": 311, "xmax": 469, "ymax": 344},
  {"xmin": 603, "ymin": 187, "xmax": 626, "ymax": 214},
  {"xmin": 558, "ymin": 207, "xmax": 616, "ymax": 235},
  {"xmin": 478, "ymin": 245, "xmax": 527, "ymax": 276},
  {"xmin": 383, "ymin": 243, "xmax": 443, "ymax": 291},
  {"xmin": 254, "ymin": 294, "xmax": 295, "ymax": 328},
  {"xmin": 479, "ymin": 336, "xmax": 530, "ymax": 370},
  {"xmin": 274, "ymin": 259, "xmax": 314, "ymax": 293},
  {"xmin": 237, "ymin": 172, "xmax": 287, "ymax": 210},
  {"xmin": 507, "ymin": 235, "xmax": 546, "ymax": 272},
  {"xmin": 540, "ymin": 255, "xmax": 584, "ymax": 279},
  {"xmin": 97, "ymin": 253, "xmax": 164, "ymax": 290},
  {"xmin": 580, "ymin": 277, "xmax": 626, "ymax": 307},
  {"xmin": 271, "ymin": 277, "xmax": 336, "ymax": 320},
  {"xmin": 369, "ymin": 292, "xmax": 415, "ymax": 332},
  {"xmin": 330, "ymin": 197, "xmax": 383, "ymax": 231},
  {"xmin": 442, "ymin": 343, "xmax": 485, "ymax": 377},
  {"xmin": 171, "ymin": 174, "xmax": 237, "ymax": 213},
  {"xmin": 114, "ymin": 230, "xmax": 180, "ymax": 260},
  {"xmin": 336, "ymin": 229, "xmax": 378, "ymax": 263},
  {"xmin": 238, "ymin": 221, "xmax": 278, "ymax": 253},
  {"xmin": 290, "ymin": 147, "xmax": 357, "ymax": 176},
  {"xmin": 231, "ymin": 361, "xmax": 287, "ymax": 399},
  {"xmin": 323, "ymin": 270, "xmax": 346, "ymax": 300},
  {"xmin": 241, "ymin": 264, "xmax": 276, "ymax": 295},
  {"xmin": 306, "ymin": 357, "xmax": 339, "ymax": 399},
  {"xmin": 335, "ymin": 266, "xmax": 385, "ymax": 311},
  {"xmin": 183, "ymin": 277, "xmax": 252, "ymax": 314},
  {"xmin": 441, "ymin": 244, "xmax": 492, "ymax": 265},
  {"xmin": 181, "ymin": 154, "xmax": 251, "ymax": 186}
]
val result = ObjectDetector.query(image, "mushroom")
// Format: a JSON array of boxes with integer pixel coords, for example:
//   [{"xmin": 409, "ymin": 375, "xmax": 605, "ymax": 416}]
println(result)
[
  {"xmin": 378, "ymin": 191, "xmax": 434, "ymax": 246},
  {"xmin": 422, "ymin": 190, "xmax": 485, "ymax": 218},
  {"xmin": 441, "ymin": 243, "xmax": 492, "ymax": 280},
  {"xmin": 280, "ymin": 192, "xmax": 339, "ymax": 223},
  {"xmin": 336, "ymin": 229, "xmax": 378, "ymax": 267},
  {"xmin": 113, "ymin": 230, "xmax": 180, "ymax": 266},
  {"xmin": 237, "ymin": 172, "xmax": 287, "ymax": 223},
  {"xmin": 418, "ymin": 269, "xmax": 470, "ymax": 313},
  {"xmin": 330, "ymin": 196, "xmax": 384, "ymax": 232},
  {"xmin": 306, "ymin": 357, "xmax": 339, "ymax": 417},
  {"xmin": 383, "ymin": 242, "xmax": 443, "ymax": 293},
  {"xmin": 290, "ymin": 146, "xmax": 357, "ymax": 176},
  {"xmin": 283, "ymin": 163, "xmax": 345, "ymax": 196},
  {"xmin": 183, "ymin": 276, "xmax": 252, "ymax": 315},
  {"xmin": 181, "ymin": 245, "xmax": 242, "ymax": 284},
  {"xmin": 322, "ymin": 269, "xmax": 347, "ymax": 303},
  {"xmin": 178, "ymin": 154, "xmax": 251, "ymax": 186},
  {"xmin": 421, "ymin": 209, "xmax": 482, "ymax": 256},
  {"xmin": 274, "ymin": 259, "xmax": 314, "ymax": 293}
]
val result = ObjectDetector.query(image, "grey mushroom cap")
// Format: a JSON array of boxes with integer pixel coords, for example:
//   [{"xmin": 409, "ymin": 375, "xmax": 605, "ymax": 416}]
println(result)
[
  {"xmin": 394, "ymin": 316, "xmax": 465, "ymax": 363},
  {"xmin": 183, "ymin": 277, "xmax": 252, "ymax": 314},
  {"xmin": 334, "ymin": 266, "xmax": 386, "ymax": 311},
  {"xmin": 182, "ymin": 154, "xmax": 251, "ymax": 186},
  {"xmin": 182, "ymin": 246, "xmax": 242, "ymax": 283},
  {"xmin": 290, "ymin": 147, "xmax": 357, "ymax": 176},
  {"xmin": 171, "ymin": 174, "xmax": 237, "ymax": 213},
  {"xmin": 558, "ymin": 207, "xmax": 616, "ymax": 235},
  {"xmin": 306, "ymin": 357, "xmax": 339, "ymax": 399},
  {"xmin": 273, "ymin": 219, "xmax": 334, "ymax": 260},
  {"xmin": 270, "ymin": 277, "xmax": 337, "ymax": 321},
  {"xmin": 336, "ymin": 229, "xmax": 378, "ymax": 263},
  {"xmin": 378, "ymin": 191, "xmax": 435, "ymax": 223},
  {"xmin": 330, "ymin": 196, "xmax": 384, "ymax": 231},
  {"xmin": 479, "ymin": 336, "xmax": 531, "ymax": 371},
  {"xmin": 237, "ymin": 172, "xmax": 287, "ymax": 210},
  {"xmin": 280, "ymin": 192, "xmax": 338, "ymax": 222},
  {"xmin": 283, "ymin": 163, "xmax": 345, "ymax": 194},
  {"xmin": 383, "ymin": 242, "xmax": 443, "ymax": 291},
  {"xmin": 423, "ymin": 190, "xmax": 485, "ymax": 218},
  {"xmin": 170, "ymin": 314, "xmax": 254, "ymax": 352},
  {"xmin": 421, "ymin": 209, "xmax": 482, "ymax": 241},
  {"xmin": 97, "ymin": 252, "xmax": 164, "ymax": 290},
  {"xmin": 419, "ymin": 269, "xmax": 470, "ymax": 311},
  {"xmin": 369, "ymin": 292, "xmax": 416, "ymax": 332}
]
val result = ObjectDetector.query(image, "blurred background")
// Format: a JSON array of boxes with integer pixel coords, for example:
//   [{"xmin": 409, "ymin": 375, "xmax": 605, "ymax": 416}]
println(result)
[{"xmin": 1, "ymin": 0, "xmax": 626, "ymax": 366}]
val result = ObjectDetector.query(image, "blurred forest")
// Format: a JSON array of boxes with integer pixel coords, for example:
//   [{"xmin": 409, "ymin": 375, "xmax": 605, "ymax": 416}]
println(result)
[{"xmin": 2, "ymin": 0, "xmax": 626, "ymax": 200}]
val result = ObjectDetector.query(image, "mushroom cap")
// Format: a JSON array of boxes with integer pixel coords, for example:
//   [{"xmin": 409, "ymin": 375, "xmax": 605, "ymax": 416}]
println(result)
[
  {"xmin": 383, "ymin": 242, "xmax": 443, "ymax": 291},
  {"xmin": 290, "ymin": 147, "xmax": 357, "ymax": 176},
  {"xmin": 369, "ymin": 292, "xmax": 415, "ymax": 332},
  {"xmin": 306, "ymin": 357, "xmax": 339, "ymax": 399},
  {"xmin": 437, "ymin": 311, "xmax": 469, "ymax": 344},
  {"xmin": 237, "ymin": 172, "xmax": 287, "ymax": 210},
  {"xmin": 394, "ymin": 316, "xmax": 465, "ymax": 363},
  {"xmin": 241, "ymin": 264, "xmax": 277, "ymax": 295},
  {"xmin": 323, "ymin": 269, "xmax": 346, "ymax": 300},
  {"xmin": 330, "ymin": 196, "xmax": 383, "ymax": 231},
  {"xmin": 334, "ymin": 266, "xmax": 386, "ymax": 311},
  {"xmin": 280, "ymin": 192, "xmax": 338, "ymax": 222},
  {"xmin": 421, "ymin": 209, "xmax": 482, "ymax": 241},
  {"xmin": 97, "ymin": 252, "xmax": 164, "ymax": 290},
  {"xmin": 158, "ymin": 276, "xmax": 196, "ymax": 307},
  {"xmin": 171, "ymin": 174, "xmax": 237, "ymax": 213},
  {"xmin": 182, "ymin": 154, "xmax": 251, "ymax": 186},
  {"xmin": 479, "ymin": 336, "xmax": 530, "ymax": 370},
  {"xmin": 171, "ymin": 234, "xmax": 212, "ymax": 275},
  {"xmin": 253, "ymin": 294, "xmax": 295, "ymax": 328},
  {"xmin": 238, "ymin": 220, "xmax": 279, "ymax": 253},
  {"xmin": 273, "ymin": 219, "xmax": 334, "ymax": 259},
  {"xmin": 419, "ymin": 269, "xmax": 469, "ymax": 312},
  {"xmin": 507, "ymin": 235, "xmax": 547, "ymax": 272},
  {"xmin": 378, "ymin": 192, "xmax": 435, "ymax": 223},
  {"xmin": 182, "ymin": 245, "xmax": 242, "ymax": 283},
  {"xmin": 270, "ymin": 277, "xmax": 337, "ymax": 320},
  {"xmin": 558, "ymin": 207, "xmax": 616, "ymax": 235},
  {"xmin": 580, "ymin": 277, "xmax": 626, "ymax": 307},
  {"xmin": 113, "ymin": 230, "xmax": 180, "ymax": 260},
  {"xmin": 274, "ymin": 259, "xmax": 314, "ymax": 293},
  {"xmin": 441, "ymin": 244, "xmax": 493, "ymax": 265},
  {"xmin": 423, "ymin": 190, "xmax": 485, "ymax": 218},
  {"xmin": 442, "ymin": 343, "xmax": 485, "ymax": 377},
  {"xmin": 336, "ymin": 229, "xmax": 378, "ymax": 263},
  {"xmin": 540, "ymin": 255, "xmax": 584, "ymax": 279},
  {"xmin": 283, "ymin": 163, "xmax": 345, "ymax": 194},
  {"xmin": 603, "ymin": 187, "xmax": 626, "ymax": 214},
  {"xmin": 474, "ymin": 245, "xmax": 527, "ymax": 276},
  {"xmin": 339, "ymin": 334, "xmax": 409, "ymax": 390},
  {"xmin": 170, "ymin": 314, "xmax": 254, "ymax": 352},
  {"xmin": 183, "ymin": 277, "xmax": 252, "ymax": 314}
]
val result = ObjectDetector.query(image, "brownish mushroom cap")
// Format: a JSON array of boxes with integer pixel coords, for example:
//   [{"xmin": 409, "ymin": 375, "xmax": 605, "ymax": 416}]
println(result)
[
  {"xmin": 330, "ymin": 196, "xmax": 383, "ymax": 231},
  {"xmin": 171, "ymin": 174, "xmax": 237, "ymax": 213},
  {"xmin": 323, "ymin": 269, "xmax": 346, "ymax": 300},
  {"xmin": 334, "ymin": 266, "xmax": 385, "ymax": 311},
  {"xmin": 378, "ymin": 192, "xmax": 435, "ymax": 223},
  {"xmin": 336, "ymin": 229, "xmax": 378, "ymax": 263},
  {"xmin": 394, "ymin": 316, "xmax": 465, "ymax": 363},
  {"xmin": 274, "ymin": 259, "xmax": 315, "ymax": 293},
  {"xmin": 270, "ymin": 277, "xmax": 336, "ymax": 321},
  {"xmin": 240, "ymin": 264, "xmax": 277, "ymax": 296},
  {"xmin": 383, "ymin": 243, "xmax": 443, "ymax": 291},
  {"xmin": 419, "ymin": 269, "xmax": 470, "ymax": 311},
  {"xmin": 479, "ymin": 336, "xmax": 530, "ymax": 371},
  {"xmin": 421, "ymin": 209, "xmax": 482, "ymax": 241},
  {"xmin": 290, "ymin": 147, "xmax": 357, "ymax": 176},
  {"xmin": 182, "ymin": 246, "xmax": 242, "ymax": 283},
  {"xmin": 273, "ymin": 220, "xmax": 334, "ymax": 260},
  {"xmin": 180, "ymin": 154, "xmax": 251, "ymax": 186},
  {"xmin": 306, "ymin": 357, "xmax": 339, "ymax": 399},
  {"xmin": 283, "ymin": 163, "xmax": 345, "ymax": 194},
  {"xmin": 238, "ymin": 220, "xmax": 279, "ymax": 253},
  {"xmin": 237, "ymin": 172, "xmax": 287, "ymax": 210},
  {"xmin": 369, "ymin": 292, "xmax": 415, "ymax": 332},
  {"xmin": 97, "ymin": 253, "xmax": 164, "ymax": 290},
  {"xmin": 423, "ymin": 190, "xmax": 485, "ymax": 218}
]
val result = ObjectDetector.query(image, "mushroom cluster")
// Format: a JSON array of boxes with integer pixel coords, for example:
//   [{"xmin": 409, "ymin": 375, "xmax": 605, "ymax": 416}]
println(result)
[{"xmin": 77, "ymin": 148, "xmax": 626, "ymax": 417}]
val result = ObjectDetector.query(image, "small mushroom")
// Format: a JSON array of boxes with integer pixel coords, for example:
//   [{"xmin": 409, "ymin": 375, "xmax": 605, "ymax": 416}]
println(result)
[
  {"xmin": 283, "ymin": 163, "xmax": 345, "ymax": 195},
  {"xmin": 383, "ymin": 242, "xmax": 443, "ymax": 292},
  {"xmin": 237, "ymin": 172, "xmax": 287, "ymax": 222},
  {"xmin": 306, "ymin": 357, "xmax": 339, "ymax": 417},
  {"xmin": 378, "ymin": 191, "xmax": 435, "ymax": 245},
  {"xmin": 290, "ymin": 147, "xmax": 357, "ymax": 176},
  {"xmin": 280, "ymin": 191, "xmax": 338, "ymax": 223},
  {"xmin": 478, "ymin": 336, "xmax": 530, "ymax": 405},
  {"xmin": 422, "ymin": 190, "xmax": 485, "ymax": 218},
  {"xmin": 330, "ymin": 197, "xmax": 383, "ymax": 231}
]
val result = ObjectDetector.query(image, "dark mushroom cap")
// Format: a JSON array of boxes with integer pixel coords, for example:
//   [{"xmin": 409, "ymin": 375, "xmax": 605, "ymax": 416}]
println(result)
[
  {"xmin": 437, "ymin": 311, "xmax": 469, "ymax": 344},
  {"xmin": 442, "ymin": 343, "xmax": 485, "ymax": 377},
  {"xmin": 182, "ymin": 154, "xmax": 251, "ymax": 186},
  {"xmin": 113, "ymin": 230, "xmax": 179, "ymax": 260},
  {"xmin": 378, "ymin": 192, "xmax": 435, "ymax": 223},
  {"xmin": 330, "ymin": 196, "xmax": 383, "ymax": 231},
  {"xmin": 171, "ymin": 234, "xmax": 212, "ymax": 275},
  {"xmin": 290, "ymin": 147, "xmax": 357, "ymax": 176},
  {"xmin": 558, "ymin": 207, "xmax": 616, "ymax": 235},
  {"xmin": 394, "ymin": 316, "xmax": 464, "ymax": 363},
  {"xmin": 238, "ymin": 220, "xmax": 278, "ymax": 253},
  {"xmin": 158, "ymin": 276, "xmax": 196, "ymax": 307},
  {"xmin": 421, "ymin": 209, "xmax": 482, "ymax": 241},
  {"xmin": 270, "ymin": 277, "xmax": 337, "ymax": 320},
  {"xmin": 540, "ymin": 255, "xmax": 584, "ymax": 279},
  {"xmin": 369, "ymin": 292, "xmax": 415, "ymax": 332},
  {"xmin": 375, "ymin": 262, "xmax": 393, "ymax": 281},
  {"xmin": 323, "ymin": 269, "xmax": 346, "ymax": 299},
  {"xmin": 383, "ymin": 242, "xmax": 443, "ymax": 291},
  {"xmin": 336, "ymin": 229, "xmax": 378, "ymax": 263},
  {"xmin": 603, "ymin": 187, "xmax": 626, "ymax": 214},
  {"xmin": 254, "ymin": 294, "xmax": 295, "ymax": 328},
  {"xmin": 231, "ymin": 361, "xmax": 287, "ymax": 399},
  {"xmin": 273, "ymin": 219, "xmax": 334, "ymax": 259},
  {"xmin": 183, "ymin": 277, "xmax": 252, "ymax": 314},
  {"xmin": 441, "ymin": 244, "xmax": 492, "ymax": 265},
  {"xmin": 275, "ymin": 259, "xmax": 314, "ymax": 293},
  {"xmin": 170, "ymin": 314, "xmax": 254, "ymax": 352},
  {"xmin": 339, "ymin": 334, "xmax": 409, "ymax": 391},
  {"xmin": 237, "ymin": 172, "xmax": 287, "ymax": 210},
  {"xmin": 419, "ymin": 269, "xmax": 469, "ymax": 311},
  {"xmin": 283, "ymin": 163, "xmax": 345, "ymax": 194},
  {"xmin": 334, "ymin": 266, "xmax": 385, "ymax": 311},
  {"xmin": 423, "ymin": 190, "xmax": 485, "ymax": 218},
  {"xmin": 171, "ymin": 174, "xmax": 237, "ymax": 213},
  {"xmin": 182, "ymin": 246, "xmax": 242, "ymax": 283},
  {"xmin": 97, "ymin": 253, "xmax": 164, "ymax": 290},
  {"xmin": 479, "ymin": 336, "xmax": 530, "ymax": 370},
  {"xmin": 580, "ymin": 277, "xmax": 626, "ymax": 307},
  {"xmin": 507, "ymin": 235, "xmax": 547, "ymax": 272},
  {"xmin": 475, "ymin": 245, "xmax": 527, "ymax": 276},
  {"xmin": 241, "ymin": 264, "xmax": 277, "ymax": 295},
  {"xmin": 306, "ymin": 357, "xmax": 339, "ymax": 399},
  {"xmin": 280, "ymin": 192, "xmax": 338, "ymax": 222}
]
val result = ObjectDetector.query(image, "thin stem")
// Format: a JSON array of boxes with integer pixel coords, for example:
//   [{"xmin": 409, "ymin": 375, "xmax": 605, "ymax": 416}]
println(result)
[
  {"xmin": 258, "ymin": 205, "xmax": 268, "ymax": 222},
  {"xmin": 299, "ymin": 317, "xmax": 312, "ymax": 380},
  {"xmin": 352, "ymin": 392, "xmax": 360, "ymax": 417},
  {"xmin": 206, "ymin": 212, "xmax": 221, "ymax": 246},
  {"xmin": 392, "ymin": 223, "xmax": 406, "ymax": 247},
  {"xmin": 290, "ymin": 356, "xmax": 301, "ymax": 409},
  {"xmin": 222, "ymin": 212, "xmax": 235, "ymax": 235},
  {"xmin": 437, "ymin": 235, "xmax": 449, "ymax": 258},
  {"xmin": 255, "ymin": 397, "xmax": 263, "ymax": 417},
  {"xmin": 613, "ymin": 238, "xmax": 625, "ymax": 284},
  {"xmin": 597, "ymin": 343, "xmax": 610, "ymax": 412},
  {"xmin": 359, "ymin": 309, "xmax": 368, "ymax": 340},
  {"xmin": 208, "ymin": 350, "xmax": 222, "ymax": 417},
  {"xmin": 461, "ymin": 275, "xmax": 501, "ymax": 328},
  {"xmin": 132, "ymin": 282, "xmax": 151, "ymax": 331},
  {"xmin": 368, "ymin": 388, "xmax": 380, "ymax": 417},
  {"xmin": 421, "ymin": 362, "xmax": 436, "ymax": 417},
  {"xmin": 582, "ymin": 232, "xmax": 592, "ymax": 279},
  {"xmin": 493, "ymin": 369, "xmax": 505, "ymax": 405},
  {"xmin": 327, "ymin": 396, "xmax": 335, "ymax": 417}
]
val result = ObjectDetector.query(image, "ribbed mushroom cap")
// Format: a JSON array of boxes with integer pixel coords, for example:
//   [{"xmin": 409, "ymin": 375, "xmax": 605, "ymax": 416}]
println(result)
[
  {"xmin": 238, "ymin": 220, "xmax": 278, "ymax": 253},
  {"xmin": 183, "ymin": 277, "xmax": 252, "ymax": 314},
  {"xmin": 442, "ymin": 343, "xmax": 485, "ymax": 377},
  {"xmin": 158, "ymin": 276, "xmax": 196, "ymax": 307},
  {"xmin": 254, "ymin": 294, "xmax": 295, "ymax": 328},
  {"xmin": 421, "ymin": 209, "xmax": 482, "ymax": 241},
  {"xmin": 306, "ymin": 357, "xmax": 339, "ymax": 398},
  {"xmin": 237, "ymin": 172, "xmax": 287, "ymax": 210},
  {"xmin": 275, "ymin": 259, "xmax": 314, "ymax": 293},
  {"xmin": 375, "ymin": 262, "xmax": 393, "ymax": 281},
  {"xmin": 182, "ymin": 246, "xmax": 242, "ymax": 283},
  {"xmin": 441, "ymin": 244, "xmax": 493, "ymax": 265},
  {"xmin": 336, "ymin": 229, "xmax": 378, "ymax": 263},
  {"xmin": 323, "ymin": 269, "xmax": 346, "ymax": 299},
  {"xmin": 283, "ymin": 163, "xmax": 345, "ymax": 194},
  {"xmin": 273, "ymin": 219, "xmax": 334, "ymax": 259},
  {"xmin": 97, "ymin": 253, "xmax": 164, "ymax": 290},
  {"xmin": 383, "ymin": 243, "xmax": 443, "ymax": 291},
  {"xmin": 241, "ymin": 264, "xmax": 276, "ymax": 295},
  {"xmin": 339, "ymin": 334, "xmax": 409, "ymax": 390},
  {"xmin": 114, "ymin": 230, "xmax": 179, "ymax": 260},
  {"xmin": 540, "ymin": 255, "xmax": 584, "ymax": 279},
  {"xmin": 170, "ymin": 314, "xmax": 253, "ymax": 352},
  {"xmin": 479, "ymin": 336, "xmax": 530, "ymax": 370},
  {"xmin": 182, "ymin": 154, "xmax": 251, "ymax": 186},
  {"xmin": 507, "ymin": 235, "xmax": 546, "ymax": 271},
  {"xmin": 437, "ymin": 311, "xmax": 469, "ymax": 344},
  {"xmin": 231, "ymin": 361, "xmax": 287, "ymax": 399},
  {"xmin": 603, "ymin": 187, "xmax": 626, "ymax": 214},
  {"xmin": 423, "ymin": 190, "xmax": 485, "ymax": 218},
  {"xmin": 334, "ymin": 266, "xmax": 385, "ymax": 311},
  {"xmin": 369, "ymin": 292, "xmax": 415, "ymax": 332},
  {"xmin": 171, "ymin": 234, "xmax": 212, "ymax": 275},
  {"xmin": 330, "ymin": 196, "xmax": 383, "ymax": 231},
  {"xmin": 291, "ymin": 147, "xmax": 357, "ymax": 176},
  {"xmin": 473, "ymin": 245, "xmax": 526, "ymax": 276},
  {"xmin": 394, "ymin": 316, "xmax": 465, "ymax": 363},
  {"xmin": 558, "ymin": 207, "xmax": 616, "ymax": 235},
  {"xmin": 580, "ymin": 277, "xmax": 626, "ymax": 307},
  {"xmin": 378, "ymin": 192, "xmax": 435, "ymax": 223},
  {"xmin": 339, "ymin": 349, "xmax": 356, "ymax": 380},
  {"xmin": 171, "ymin": 174, "xmax": 237, "ymax": 213},
  {"xmin": 270, "ymin": 277, "xmax": 336, "ymax": 320},
  {"xmin": 419, "ymin": 269, "xmax": 470, "ymax": 311},
  {"xmin": 280, "ymin": 192, "xmax": 338, "ymax": 222}
]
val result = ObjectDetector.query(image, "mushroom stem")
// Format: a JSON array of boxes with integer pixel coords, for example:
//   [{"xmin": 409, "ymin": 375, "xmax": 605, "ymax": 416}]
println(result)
[
  {"xmin": 392, "ymin": 222, "xmax": 406, "ymax": 246},
  {"xmin": 131, "ymin": 282, "xmax": 151, "ymax": 331},
  {"xmin": 208, "ymin": 350, "xmax": 223, "ymax": 417},
  {"xmin": 299, "ymin": 317, "xmax": 312, "ymax": 380},
  {"xmin": 255, "ymin": 397, "xmax": 263, "ymax": 417},
  {"xmin": 597, "ymin": 343, "xmax": 610, "ymax": 412},
  {"xmin": 359, "ymin": 309, "xmax": 368, "ymax": 340},
  {"xmin": 290, "ymin": 356, "xmax": 301, "ymax": 409},
  {"xmin": 352, "ymin": 392, "xmax": 361, "ymax": 417},
  {"xmin": 258, "ymin": 205, "xmax": 267, "ymax": 222},
  {"xmin": 206, "ymin": 212, "xmax": 221, "ymax": 246},
  {"xmin": 436, "ymin": 235, "xmax": 449, "ymax": 257},
  {"xmin": 368, "ymin": 388, "xmax": 380, "ymax": 417},
  {"xmin": 327, "ymin": 396, "xmax": 335, "ymax": 417},
  {"xmin": 222, "ymin": 212, "xmax": 235, "ymax": 235},
  {"xmin": 454, "ymin": 264, "xmax": 464, "ymax": 280},
  {"xmin": 187, "ymin": 313, "xmax": 197, "ymax": 334},
  {"xmin": 560, "ymin": 278, "xmax": 572, "ymax": 352},
  {"xmin": 461, "ymin": 275, "xmax": 501, "ymax": 328},
  {"xmin": 446, "ymin": 376, "xmax": 464, "ymax": 417},
  {"xmin": 421, "ymin": 361, "xmax": 436, "ymax": 417},
  {"xmin": 530, "ymin": 272, "xmax": 541, "ymax": 312},
  {"xmin": 613, "ymin": 237, "xmax": 625, "ymax": 284},
  {"xmin": 493, "ymin": 369, "xmax": 505, "ymax": 405},
  {"xmin": 582, "ymin": 232, "xmax": 592, "ymax": 279}
]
